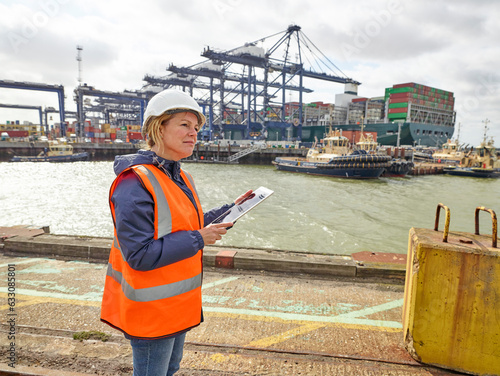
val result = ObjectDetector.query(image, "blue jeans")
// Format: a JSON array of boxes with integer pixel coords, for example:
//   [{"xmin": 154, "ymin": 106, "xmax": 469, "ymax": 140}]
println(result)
[{"xmin": 130, "ymin": 333, "xmax": 186, "ymax": 376}]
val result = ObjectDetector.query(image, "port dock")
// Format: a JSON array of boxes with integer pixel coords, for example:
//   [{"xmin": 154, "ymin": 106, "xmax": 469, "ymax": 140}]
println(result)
[
  {"xmin": 0, "ymin": 226, "xmax": 465, "ymax": 375},
  {"xmin": 0, "ymin": 140, "xmax": 307, "ymax": 164},
  {"xmin": 0, "ymin": 141, "xmax": 447, "ymax": 176}
]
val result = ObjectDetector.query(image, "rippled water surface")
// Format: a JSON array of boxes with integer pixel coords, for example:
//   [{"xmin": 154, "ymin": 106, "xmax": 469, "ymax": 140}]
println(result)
[{"xmin": 1, "ymin": 161, "xmax": 498, "ymax": 255}]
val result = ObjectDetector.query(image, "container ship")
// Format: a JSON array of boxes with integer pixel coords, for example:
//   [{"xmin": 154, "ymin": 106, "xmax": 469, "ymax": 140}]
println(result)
[{"xmin": 286, "ymin": 82, "xmax": 456, "ymax": 147}]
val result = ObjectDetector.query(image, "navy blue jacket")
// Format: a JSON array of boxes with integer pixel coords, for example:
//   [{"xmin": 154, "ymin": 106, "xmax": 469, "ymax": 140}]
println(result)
[{"xmin": 111, "ymin": 150, "xmax": 233, "ymax": 272}]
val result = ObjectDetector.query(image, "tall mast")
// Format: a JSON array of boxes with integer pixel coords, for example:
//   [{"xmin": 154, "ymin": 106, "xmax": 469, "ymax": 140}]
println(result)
[{"xmin": 76, "ymin": 45, "xmax": 83, "ymax": 85}]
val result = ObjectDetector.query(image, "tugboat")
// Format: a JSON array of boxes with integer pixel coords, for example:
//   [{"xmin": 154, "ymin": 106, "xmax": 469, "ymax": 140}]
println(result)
[
  {"xmin": 432, "ymin": 139, "xmax": 464, "ymax": 165},
  {"xmin": 10, "ymin": 141, "xmax": 89, "ymax": 162},
  {"xmin": 443, "ymin": 136, "xmax": 500, "ymax": 178},
  {"xmin": 273, "ymin": 128, "xmax": 391, "ymax": 179}
]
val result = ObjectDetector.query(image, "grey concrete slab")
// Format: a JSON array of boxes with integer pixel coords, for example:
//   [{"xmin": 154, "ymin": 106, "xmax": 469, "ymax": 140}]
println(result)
[{"xmin": 2, "ymin": 233, "xmax": 405, "ymax": 280}]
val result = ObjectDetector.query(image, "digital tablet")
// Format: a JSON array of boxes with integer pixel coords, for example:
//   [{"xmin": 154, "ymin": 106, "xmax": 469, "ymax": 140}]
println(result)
[{"xmin": 210, "ymin": 186, "xmax": 274, "ymax": 225}]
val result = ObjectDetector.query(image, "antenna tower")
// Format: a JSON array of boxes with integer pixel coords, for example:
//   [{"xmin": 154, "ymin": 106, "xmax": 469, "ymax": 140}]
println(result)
[{"xmin": 76, "ymin": 45, "xmax": 83, "ymax": 85}]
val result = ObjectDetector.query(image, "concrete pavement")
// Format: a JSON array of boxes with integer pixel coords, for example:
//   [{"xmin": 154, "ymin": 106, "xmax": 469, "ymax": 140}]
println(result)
[
  {"xmin": 0, "ymin": 226, "xmax": 466, "ymax": 375},
  {"xmin": 0, "ymin": 254, "xmax": 465, "ymax": 375}
]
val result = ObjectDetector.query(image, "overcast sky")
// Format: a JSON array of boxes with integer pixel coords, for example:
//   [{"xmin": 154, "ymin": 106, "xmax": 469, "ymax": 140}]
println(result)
[{"xmin": 1, "ymin": 0, "xmax": 498, "ymax": 145}]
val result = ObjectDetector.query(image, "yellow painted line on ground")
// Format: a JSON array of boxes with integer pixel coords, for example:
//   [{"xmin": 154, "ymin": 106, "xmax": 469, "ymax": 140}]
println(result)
[
  {"xmin": 239, "ymin": 299, "xmax": 404, "ymax": 349},
  {"xmin": 0, "ymin": 289, "xmax": 402, "ymax": 334},
  {"xmin": 204, "ymin": 311, "xmax": 401, "ymax": 333},
  {"xmin": 202, "ymin": 276, "xmax": 240, "ymax": 290},
  {"xmin": 0, "ymin": 283, "xmax": 402, "ymax": 337},
  {"xmin": 209, "ymin": 353, "xmax": 237, "ymax": 364},
  {"xmin": 0, "ymin": 297, "xmax": 48, "ymax": 311},
  {"xmin": 246, "ymin": 322, "xmax": 326, "ymax": 348},
  {"xmin": 0, "ymin": 292, "xmax": 101, "ymax": 310}
]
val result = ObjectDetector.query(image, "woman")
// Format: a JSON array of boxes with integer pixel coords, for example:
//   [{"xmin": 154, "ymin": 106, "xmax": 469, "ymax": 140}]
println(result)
[{"xmin": 101, "ymin": 89, "xmax": 252, "ymax": 376}]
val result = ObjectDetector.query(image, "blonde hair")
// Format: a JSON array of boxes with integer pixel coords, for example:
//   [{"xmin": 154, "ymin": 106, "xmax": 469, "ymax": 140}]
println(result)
[{"xmin": 141, "ymin": 112, "xmax": 175, "ymax": 153}]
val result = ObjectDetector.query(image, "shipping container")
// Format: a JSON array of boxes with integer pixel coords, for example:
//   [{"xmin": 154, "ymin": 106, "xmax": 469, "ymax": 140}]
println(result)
[
  {"xmin": 352, "ymin": 97, "xmax": 368, "ymax": 103},
  {"xmin": 390, "ymin": 83, "xmax": 453, "ymax": 96},
  {"xmin": 390, "ymin": 87, "xmax": 416, "ymax": 94},
  {"xmin": 389, "ymin": 102, "xmax": 409, "ymax": 109},
  {"xmin": 4, "ymin": 130, "xmax": 29, "ymax": 137},
  {"xmin": 128, "ymin": 131, "xmax": 144, "ymax": 140},
  {"xmin": 389, "ymin": 97, "xmax": 411, "ymax": 104},
  {"xmin": 388, "ymin": 107, "xmax": 408, "ymax": 114},
  {"xmin": 393, "ymin": 82, "xmax": 416, "ymax": 89},
  {"xmin": 388, "ymin": 113, "xmax": 407, "ymax": 119},
  {"xmin": 390, "ymin": 92, "xmax": 413, "ymax": 99}
]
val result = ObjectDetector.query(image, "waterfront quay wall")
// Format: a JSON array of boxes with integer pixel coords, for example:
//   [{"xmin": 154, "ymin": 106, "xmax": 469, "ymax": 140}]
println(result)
[
  {"xmin": 0, "ymin": 141, "xmax": 307, "ymax": 164},
  {"xmin": 0, "ymin": 141, "xmax": 443, "ymax": 175},
  {"xmin": 0, "ymin": 226, "xmax": 407, "ymax": 282}
]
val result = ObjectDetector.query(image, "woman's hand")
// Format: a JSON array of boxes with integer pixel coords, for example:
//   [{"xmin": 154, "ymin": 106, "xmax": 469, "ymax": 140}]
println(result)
[
  {"xmin": 234, "ymin": 190, "xmax": 253, "ymax": 205},
  {"xmin": 198, "ymin": 222, "xmax": 233, "ymax": 245}
]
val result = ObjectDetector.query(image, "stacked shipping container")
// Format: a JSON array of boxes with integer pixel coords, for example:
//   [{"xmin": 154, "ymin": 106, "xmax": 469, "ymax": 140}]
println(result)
[
  {"xmin": 75, "ymin": 122, "xmax": 145, "ymax": 143},
  {"xmin": 384, "ymin": 83, "xmax": 455, "ymax": 121},
  {"xmin": 346, "ymin": 98, "xmax": 385, "ymax": 124},
  {"xmin": 0, "ymin": 122, "xmax": 38, "ymax": 138}
]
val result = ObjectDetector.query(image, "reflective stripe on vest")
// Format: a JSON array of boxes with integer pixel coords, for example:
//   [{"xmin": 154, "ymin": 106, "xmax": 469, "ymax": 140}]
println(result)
[
  {"xmin": 106, "ymin": 263, "xmax": 202, "ymax": 302},
  {"xmin": 134, "ymin": 165, "xmax": 172, "ymax": 239},
  {"xmin": 183, "ymin": 170, "xmax": 199, "ymax": 198}
]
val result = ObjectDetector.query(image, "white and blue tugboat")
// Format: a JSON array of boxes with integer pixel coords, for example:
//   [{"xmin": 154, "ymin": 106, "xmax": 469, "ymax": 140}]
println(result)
[
  {"xmin": 273, "ymin": 129, "xmax": 391, "ymax": 179},
  {"xmin": 10, "ymin": 141, "xmax": 89, "ymax": 162}
]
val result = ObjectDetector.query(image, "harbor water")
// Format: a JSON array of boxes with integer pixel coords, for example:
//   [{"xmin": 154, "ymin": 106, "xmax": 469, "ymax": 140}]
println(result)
[{"xmin": 1, "ymin": 161, "xmax": 499, "ymax": 256}]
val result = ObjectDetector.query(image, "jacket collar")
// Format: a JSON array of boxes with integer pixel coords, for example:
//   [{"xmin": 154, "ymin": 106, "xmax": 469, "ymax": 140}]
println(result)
[{"xmin": 151, "ymin": 153, "xmax": 181, "ymax": 180}]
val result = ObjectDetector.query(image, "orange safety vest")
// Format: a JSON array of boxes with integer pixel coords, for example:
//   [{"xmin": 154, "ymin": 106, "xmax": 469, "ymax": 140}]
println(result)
[{"xmin": 100, "ymin": 164, "xmax": 204, "ymax": 339}]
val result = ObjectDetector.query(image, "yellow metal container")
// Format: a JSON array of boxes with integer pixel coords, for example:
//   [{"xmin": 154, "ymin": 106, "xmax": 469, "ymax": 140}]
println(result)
[{"xmin": 403, "ymin": 204, "xmax": 500, "ymax": 375}]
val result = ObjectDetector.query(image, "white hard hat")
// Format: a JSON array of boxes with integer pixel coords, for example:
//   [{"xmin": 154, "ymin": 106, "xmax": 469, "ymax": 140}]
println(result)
[{"xmin": 142, "ymin": 89, "xmax": 206, "ymax": 134}]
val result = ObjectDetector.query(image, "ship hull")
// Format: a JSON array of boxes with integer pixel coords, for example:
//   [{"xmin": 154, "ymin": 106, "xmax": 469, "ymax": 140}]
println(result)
[
  {"xmin": 443, "ymin": 167, "xmax": 500, "ymax": 178},
  {"xmin": 322, "ymin": 122, "xmax": 454, "ymax": 147},
  {"xmin": 273, "ymin": 157, "xmax": 389, "ymax": 179},
  {"xmin": 10, "ymin": 152, "xmax": 89, "ymax": 162}
]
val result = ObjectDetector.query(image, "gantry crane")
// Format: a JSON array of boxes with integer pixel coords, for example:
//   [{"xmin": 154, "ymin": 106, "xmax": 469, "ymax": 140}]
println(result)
[
  {"xmin": 83, "ymin": 104, "xmax": 140, "ymax": 125},
  {"xmin": 0, "ymin": 79, "xmax": 67, "ymax": 135},
  {"xmin": 143, "ymin": 25, "xmax": 359, "ymax": 141},
  {"xmin": 0, "ymin": 103, "xmax": 43, "ymax": 133},
  {"xmin": 43, "ymin": 107, "xmax": 77, "ymax": 132},
  {"xmin": 200, "ymin": 24, "xmax": 360, "ymax": 140},
  {"xmin": 74, "ymin": 85, "xmax": 148, "ymax": 136},
  {"xmin": 165, "ymin": 61, "xmax": 313, "ymax": 140}
]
